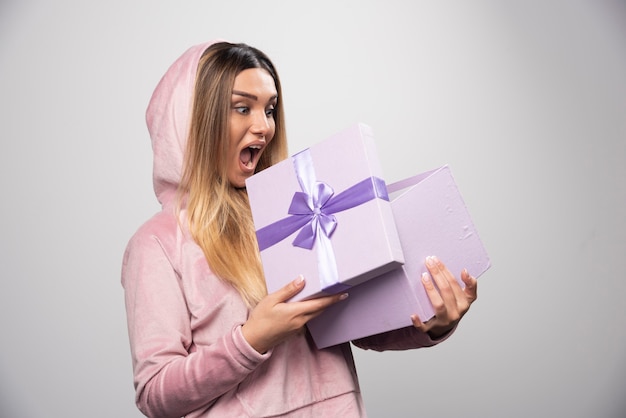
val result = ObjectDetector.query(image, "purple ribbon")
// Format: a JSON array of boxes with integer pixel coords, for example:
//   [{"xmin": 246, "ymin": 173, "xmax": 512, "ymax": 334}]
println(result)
[{"xmin": 255, "ymin": 149, "xmax": 388, "ymax": 292}]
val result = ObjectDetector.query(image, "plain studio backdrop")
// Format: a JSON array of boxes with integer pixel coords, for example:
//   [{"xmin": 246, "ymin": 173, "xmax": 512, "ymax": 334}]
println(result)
[{"xmin": 1, "ymin": 1, "xmax": 625, "ymax": 417}]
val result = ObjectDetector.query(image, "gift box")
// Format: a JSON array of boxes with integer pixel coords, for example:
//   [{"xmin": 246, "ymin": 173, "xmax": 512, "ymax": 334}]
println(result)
[
  {"xmin": 307, "ymin": 165, "xmax": 491, "ymax": 348},
  {"xmin": 246, "ymin": 123, "xmax": 405, "ymax": 301}
]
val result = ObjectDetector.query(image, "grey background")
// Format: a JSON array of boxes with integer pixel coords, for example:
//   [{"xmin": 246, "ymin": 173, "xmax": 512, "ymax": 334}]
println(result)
[{"xmin": 1, "ymin": 1, "xmax": 625, "ymax": 417}]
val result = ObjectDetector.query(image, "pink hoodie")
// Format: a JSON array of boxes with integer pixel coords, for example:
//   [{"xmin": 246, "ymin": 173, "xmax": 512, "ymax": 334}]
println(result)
[{"xmin": 122, "ymin": 40, "xmax": 446, "ymax": 418}]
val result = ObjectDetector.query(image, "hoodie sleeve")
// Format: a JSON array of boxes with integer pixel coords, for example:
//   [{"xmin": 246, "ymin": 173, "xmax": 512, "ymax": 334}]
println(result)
[
  {"xmin": 351, "ymin": 325, "xmax": 456, "ymax": 352},
  {"xmin": 121, "ymin": 220, "xmax": 271, "ymax": 418}
]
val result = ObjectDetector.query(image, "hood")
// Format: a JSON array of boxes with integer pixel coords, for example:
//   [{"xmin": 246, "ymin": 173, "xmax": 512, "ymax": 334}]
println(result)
[{"xmin": 146, "ymin": 40, "xmax": 224, "ymax": 207}]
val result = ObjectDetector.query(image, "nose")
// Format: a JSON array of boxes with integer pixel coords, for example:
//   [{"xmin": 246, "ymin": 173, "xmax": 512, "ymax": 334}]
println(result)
[{"xmin": 251, "ymin": 111, "xmax": 271, "ymax": 137}]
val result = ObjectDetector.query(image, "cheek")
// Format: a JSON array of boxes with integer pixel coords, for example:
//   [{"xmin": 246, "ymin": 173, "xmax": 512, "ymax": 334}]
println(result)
[
  {"xmin": 228, "ymin": 114, "xmax": 246, "ymax": 138},
  {"xmin": 228, "ymin": 124, "xmax": 244, "ymax": 151},
  {"xmin": 268, "ymin": 120, "xmax": 277, "ymax": 139}
]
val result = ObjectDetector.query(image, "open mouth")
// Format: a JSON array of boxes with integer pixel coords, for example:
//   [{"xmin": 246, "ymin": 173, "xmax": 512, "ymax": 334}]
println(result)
[{"xmin": 240, "ymin": 144, "xmax": 262, "ymax": 171}]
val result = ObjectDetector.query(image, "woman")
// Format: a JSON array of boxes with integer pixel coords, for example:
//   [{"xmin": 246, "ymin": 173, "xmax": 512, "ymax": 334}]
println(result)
[{"xmin": 122, "ymin": 40, "xmax": 478, "ymax": 417}]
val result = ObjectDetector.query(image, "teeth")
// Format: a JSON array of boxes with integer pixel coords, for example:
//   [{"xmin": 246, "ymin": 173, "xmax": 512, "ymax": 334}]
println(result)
[{"xmin": 249, "ymin": 145, "xmax": 261, "ymax": 149}]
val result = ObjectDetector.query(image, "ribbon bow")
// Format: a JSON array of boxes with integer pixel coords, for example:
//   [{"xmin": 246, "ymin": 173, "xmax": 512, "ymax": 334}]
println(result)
[
  {"xmin": 255, "ymin": 149, "xmax": 389, "ymax": 292},
  {"xmin": 289, "ymin": 182, "xmax": 337, "ymax": 250}
]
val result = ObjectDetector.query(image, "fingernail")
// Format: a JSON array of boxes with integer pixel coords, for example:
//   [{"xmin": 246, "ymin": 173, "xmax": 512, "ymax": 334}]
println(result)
[
  {"xmin": 422, "ymin": 272, "xmax": 431, "ymax": 283},
  {"xmin": 426, "ymin": 256, "xmax": 435, "ymax": 267},
  {"xmin": 295, "ymin": 275, "xmax": 305, "ymax": 285},
  {"xmin": 339, "ymin": 293, "xmax": 349, "ymax": 300}
]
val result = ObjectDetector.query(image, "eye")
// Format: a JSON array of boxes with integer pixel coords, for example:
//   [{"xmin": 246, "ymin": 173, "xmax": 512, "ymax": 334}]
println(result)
[
  {"xmin": 234, "ymin": 106, "xmax": 250, "ymax": 115},
  {"xmin": 265, "ymin": 107, "xmax": 276, "ymax": 117}
]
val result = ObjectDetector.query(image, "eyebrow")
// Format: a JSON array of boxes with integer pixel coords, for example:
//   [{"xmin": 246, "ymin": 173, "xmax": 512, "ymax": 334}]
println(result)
[{"xmin": 232, "ymin": 90, "xmax": 278, "ymax": 102}]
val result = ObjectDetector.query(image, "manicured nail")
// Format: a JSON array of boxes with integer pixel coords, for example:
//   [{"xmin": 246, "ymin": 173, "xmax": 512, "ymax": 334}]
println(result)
[
  {"xmin": 295, "ymin": 275, "xmax": 305, "ymax": 285},
  {"xmin": 426, "ymin": 256, "xmax": 435, "ymax": 267},
  {"xmin": 422, "ymin": 272, "xmax": 431, "ymax": 283},
  {"xmin": 339, "ymin": 293, "xmax": 349, "ymax": 300}
]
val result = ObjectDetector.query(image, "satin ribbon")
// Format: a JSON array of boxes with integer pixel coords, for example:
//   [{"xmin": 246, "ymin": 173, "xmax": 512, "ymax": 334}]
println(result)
[{"xmin": 255, "ymin": 149, "xmax": 389, "ymax": 292}]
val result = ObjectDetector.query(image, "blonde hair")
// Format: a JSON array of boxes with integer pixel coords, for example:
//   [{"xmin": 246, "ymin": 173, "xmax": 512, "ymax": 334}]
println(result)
[{"xmin": 180, "ymin": 42, "xmax": 288, "ymax": 306}]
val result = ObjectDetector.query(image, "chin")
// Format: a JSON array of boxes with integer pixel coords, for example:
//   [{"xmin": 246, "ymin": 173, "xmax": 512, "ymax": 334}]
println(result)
[{"xmin": 229, "ymin": 176, "xmax": 248, "ymax": 190}]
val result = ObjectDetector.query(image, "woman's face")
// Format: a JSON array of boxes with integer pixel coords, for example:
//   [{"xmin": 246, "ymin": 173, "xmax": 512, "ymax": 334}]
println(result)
[{"xmin": 227, "ymin": 68, "xmax": 278, "ymax": 188}]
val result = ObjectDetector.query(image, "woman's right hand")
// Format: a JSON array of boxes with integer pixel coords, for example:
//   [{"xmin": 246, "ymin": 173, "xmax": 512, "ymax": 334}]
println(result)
[{"xmin": 241, "ymin": 276, "xmax": 348, "ymax": 354}]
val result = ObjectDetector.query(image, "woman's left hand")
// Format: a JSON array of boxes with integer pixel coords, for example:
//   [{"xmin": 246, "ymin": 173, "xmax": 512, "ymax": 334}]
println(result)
[{"xmin": 411, "ymin": 256, "xmax": 478, "ymax": 339}]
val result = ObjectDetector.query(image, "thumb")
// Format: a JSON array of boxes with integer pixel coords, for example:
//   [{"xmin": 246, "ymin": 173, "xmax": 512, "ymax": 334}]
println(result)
[{"xmin": 270, "ymin": 275, "xmax": 306, "ymax": 303}]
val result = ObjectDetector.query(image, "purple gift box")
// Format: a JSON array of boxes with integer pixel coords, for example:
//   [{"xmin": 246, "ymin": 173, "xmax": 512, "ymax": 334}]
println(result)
[
  {"xmin": 307, "ymin": 165, "xmax": 491, "ymax": 348},
  {"xmin": 246, "ymin": 123, "xmax": 405, "ymax": 301}
]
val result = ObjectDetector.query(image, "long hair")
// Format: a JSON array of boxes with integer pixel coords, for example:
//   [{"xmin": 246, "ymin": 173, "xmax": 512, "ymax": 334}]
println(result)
[{"xmin": 180, "ymin": 42, "xmax": 288, "ymax": 307}]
